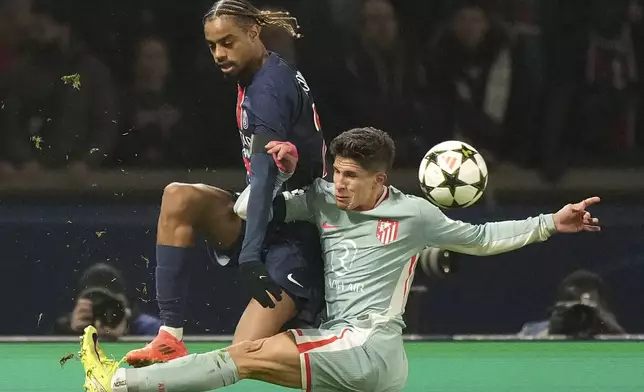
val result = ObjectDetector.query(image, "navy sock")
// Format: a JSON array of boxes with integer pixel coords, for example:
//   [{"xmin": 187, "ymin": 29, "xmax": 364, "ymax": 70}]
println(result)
[{"xmin": 156, "ymin": 245, "xmax": 196, "ymax": 328}]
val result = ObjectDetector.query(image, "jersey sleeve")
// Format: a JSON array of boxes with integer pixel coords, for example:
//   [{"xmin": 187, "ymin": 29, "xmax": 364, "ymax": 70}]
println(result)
[
  {"xmin": 237, "ymin": 81, "xmax": 294, "ymax": 265},
  {"xmin": 416, "ymin": 198, "xmax": 557, "ymax": 256},
  {"xmin": 247, "ymin": 80, "xmax": 293, "ymax": 139},
  {"xmin": 273, "ymin": 178, "xmax": 324, "ymax": 223}
]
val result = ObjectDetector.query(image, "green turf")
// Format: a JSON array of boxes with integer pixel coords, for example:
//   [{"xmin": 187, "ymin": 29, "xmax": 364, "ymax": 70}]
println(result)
[{"xmin": 1, "ymin": 342, "xmax": 643, "ymax": 391}]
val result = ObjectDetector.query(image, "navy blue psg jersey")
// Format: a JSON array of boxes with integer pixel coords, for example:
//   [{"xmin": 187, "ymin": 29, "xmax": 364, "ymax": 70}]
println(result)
[
  {"xmin": 234, "ymin": 52, "xmax": 327, "ymax": 265},
  {"xmin": 235, "ymin": 52, "xmax": 326, "ymax": 191}
]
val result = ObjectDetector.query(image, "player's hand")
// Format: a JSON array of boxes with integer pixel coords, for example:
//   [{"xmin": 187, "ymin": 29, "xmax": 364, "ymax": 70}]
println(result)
[
  {"xmin": 265, "ymin": 141, "xmax": 298, "ymax": 174},
  {"xmin": 70, "ymin": 298, "xmax": 94, "ymax": 332},
  {"xmin": 239, "ymin": 261, "xmax": 283, "ymax": 308},
  {"xmin": 553, "ymin": 197, "xmax": 601, "ymax": 233}
]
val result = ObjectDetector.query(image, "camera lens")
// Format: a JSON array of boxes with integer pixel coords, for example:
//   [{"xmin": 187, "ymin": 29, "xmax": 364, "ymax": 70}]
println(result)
[
  {"xmin": 81, "ymin": 288, "xmax": 126, "ymax": 329},
  {"xmin": 420, "ymin": 247, "xmax": 458, "ymax": 278},
  {"xmin": 548, "ymin": 303, "xmax": 598, "ymax": 337}
]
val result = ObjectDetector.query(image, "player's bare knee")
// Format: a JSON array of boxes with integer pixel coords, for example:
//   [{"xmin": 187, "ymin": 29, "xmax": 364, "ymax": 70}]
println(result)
[
  {"xmin": 160, "ymin": 183, "xmax": 204, "ymax": 224},
  {"xmin": 229, "ymin": 339, "xmax": 264, "ymax": 355},
  {"xmin": 226, "ymin": 339, "xmax": 265, "ymax": 378},
  {"xmin": 229, "ymin": 333, "xmax": 300, "ymax": 381}
]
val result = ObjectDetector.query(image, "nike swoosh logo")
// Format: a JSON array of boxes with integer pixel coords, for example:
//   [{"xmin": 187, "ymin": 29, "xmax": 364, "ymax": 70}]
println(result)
[
  {"xmin": 322, "ymin": 221, "xmax": 338, "ymax": 229},
  {"xmin": 258, "ymin": 275, "xmax": 267, "ymax": 280},
  {"xmin": 287, "ymin": 273, "xmax": 304, "ymax": 288}
]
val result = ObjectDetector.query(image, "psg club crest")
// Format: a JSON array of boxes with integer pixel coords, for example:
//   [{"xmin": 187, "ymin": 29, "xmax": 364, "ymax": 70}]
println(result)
[
  {"xmin": 376, "ymin": 219, "xmax": 399, "ymax": 245},
  {"xmin": 242, "ymin": 110, "xmax": 249, "ymax": 129}
]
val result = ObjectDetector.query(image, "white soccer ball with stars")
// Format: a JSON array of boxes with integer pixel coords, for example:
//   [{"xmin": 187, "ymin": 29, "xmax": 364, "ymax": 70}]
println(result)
[{"xmin": 418, "ymin": 140, "xmax": 488, "ymax": 208}]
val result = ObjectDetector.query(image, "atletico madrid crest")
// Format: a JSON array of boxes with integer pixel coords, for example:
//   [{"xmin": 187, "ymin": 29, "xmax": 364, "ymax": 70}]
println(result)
[{"xmin": 376, "ymin": 219, "xmax": 399, "ymax": 245}]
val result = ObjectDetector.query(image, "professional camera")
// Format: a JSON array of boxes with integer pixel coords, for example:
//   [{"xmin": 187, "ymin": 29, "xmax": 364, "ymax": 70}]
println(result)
[
  {"xmin": 547, "ymin": 270, "xmax": 624, "ymax": 338},
  {"xmin": 418, "ymin": 247, "xmax": 458, "ymax": 278},
  {"xmin": 79, "ymin": 286, "xmax": 128, "ymax": 329}
]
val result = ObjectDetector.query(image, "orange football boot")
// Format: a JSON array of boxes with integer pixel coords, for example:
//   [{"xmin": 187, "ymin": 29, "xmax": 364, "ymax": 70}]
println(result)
[{"xmin": 125, "ymin": 329, "xmax": 188, "ymax": 368}]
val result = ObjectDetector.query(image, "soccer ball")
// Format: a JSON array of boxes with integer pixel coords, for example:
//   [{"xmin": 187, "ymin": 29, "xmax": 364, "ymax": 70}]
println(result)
[{"xmin": 418, "ymin": 140, "xmax": 488, "ymax": 208}]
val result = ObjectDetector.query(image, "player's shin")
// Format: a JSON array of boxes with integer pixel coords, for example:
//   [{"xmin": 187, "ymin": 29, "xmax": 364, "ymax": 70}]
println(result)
[
  {"xmin": 156, "ymin": 245, "xmax": 196, "ymax": 336},
  {"xmin": 111, "ymin": 350, "xmax": 239, "ymax": 392}
]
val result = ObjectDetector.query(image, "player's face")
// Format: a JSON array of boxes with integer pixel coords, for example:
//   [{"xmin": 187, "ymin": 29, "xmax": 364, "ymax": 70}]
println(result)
[
  {"xmin": 333, "ymin": 157, "xmax": 386, "ymax": 211},
  {"xmin": 204, "ymin": 16, "xmax": 261, "ymax": 77}
]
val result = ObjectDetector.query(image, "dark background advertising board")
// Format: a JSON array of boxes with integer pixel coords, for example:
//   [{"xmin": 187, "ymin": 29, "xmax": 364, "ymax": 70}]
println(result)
[{"xmin": 2, "ymin": 190, "xmax": 642, "ymax": 336}]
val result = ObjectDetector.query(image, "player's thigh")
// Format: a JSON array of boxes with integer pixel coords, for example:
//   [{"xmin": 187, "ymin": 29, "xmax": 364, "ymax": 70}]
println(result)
[
  {"xmin": 364, "ymin": 329, "xmax": 408, "ymax": 392},
  {"xmin": 186, "ymin": 184, "xmax": 241, "ymax": 246},
  {"xmin": 233, "ymin": 236, "xmax": 322, "ymax": 344},
  {"xmin": 161, "ymin": 182, "xmax": 242, "ymax": 249},
  {"xmin": 291, "ymin": 327, "xmax": 407, "ymax": 392},
  {"xmin": 233, "ymin": 296, "xmax": 297, "ymax": 344},
  {"xmin": 228, "ymin": 332, "xmax": 302, "ymax": 389},
  {"xmin": 263, "ymin": 222, "xmax": 325, "ymax": 317},
  {"xmin": 289, "ymin": 328, "xmax": 380, "ymax": 392}
]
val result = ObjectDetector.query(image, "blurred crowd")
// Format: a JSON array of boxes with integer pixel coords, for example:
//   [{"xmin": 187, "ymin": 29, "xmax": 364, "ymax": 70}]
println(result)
[{"xmin": 1, "ymin": 0, "xmax": 643, "ymax": 181}]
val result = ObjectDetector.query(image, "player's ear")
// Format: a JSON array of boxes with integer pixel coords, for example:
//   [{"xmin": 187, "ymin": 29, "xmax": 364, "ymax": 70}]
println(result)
[
  {"xmin": 374, "ymin": 172, "xmax": 387, "ymax": 188},
  {"xmin": 248, "ymin": 24, "xmax": 261, "ymax": 40}
]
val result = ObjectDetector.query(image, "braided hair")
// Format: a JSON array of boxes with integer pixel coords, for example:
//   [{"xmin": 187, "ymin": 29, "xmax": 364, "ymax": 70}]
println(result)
[{"xmin": 203, "ymin": 0, "xmax": 301, "ymax": 38}]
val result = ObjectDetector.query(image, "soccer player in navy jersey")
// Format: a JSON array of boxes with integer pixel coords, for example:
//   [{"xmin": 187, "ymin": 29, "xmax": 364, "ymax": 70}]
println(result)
[{"xmin": 125, "ymin": 0, "xmax": 327, "ymax": 367}]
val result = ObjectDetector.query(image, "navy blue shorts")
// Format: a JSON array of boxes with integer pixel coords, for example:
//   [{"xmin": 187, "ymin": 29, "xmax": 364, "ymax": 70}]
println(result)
[{"xmin": 206, "ymin": 192, "xmax": 324, "ymax": 326}]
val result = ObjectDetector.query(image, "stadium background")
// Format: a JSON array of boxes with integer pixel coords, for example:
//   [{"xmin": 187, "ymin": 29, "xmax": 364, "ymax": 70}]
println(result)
[{"xmin": 0, "ymin": 0, "xmax": 643, "ymax": 390}]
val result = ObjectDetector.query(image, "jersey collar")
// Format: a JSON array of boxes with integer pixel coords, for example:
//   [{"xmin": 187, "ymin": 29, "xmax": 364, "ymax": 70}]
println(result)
[{"xmin": 373, "ymin": 186, "xmax": 390, "ymax": 209}]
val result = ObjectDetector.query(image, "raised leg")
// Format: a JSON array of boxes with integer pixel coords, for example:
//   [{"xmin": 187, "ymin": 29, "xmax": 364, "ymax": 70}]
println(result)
[
  {"xmin": 155, "ymin": 182, "xmax": 241, "ymax": 330},
  {"xmin": 126, "ymin": 183, "xmax": 243, "ymax": 367}
]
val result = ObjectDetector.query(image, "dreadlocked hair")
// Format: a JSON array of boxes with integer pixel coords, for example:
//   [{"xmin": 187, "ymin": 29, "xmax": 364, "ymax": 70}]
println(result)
[{"xmin": 203, "ymin": 0, "xmax": 301, "ymax": 38}]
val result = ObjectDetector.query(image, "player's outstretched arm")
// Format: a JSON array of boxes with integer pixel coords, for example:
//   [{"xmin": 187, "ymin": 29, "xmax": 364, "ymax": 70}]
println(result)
[{"xmin": 418, "ymin": 196, "xmax": 601, "ymax": 256}]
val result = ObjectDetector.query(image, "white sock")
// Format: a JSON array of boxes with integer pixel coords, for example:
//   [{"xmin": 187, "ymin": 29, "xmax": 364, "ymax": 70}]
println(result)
[
  {"xmin": 111, "ymin": 369, "xmax": 129, "ymax": 392},
  {"xmin": 111, "ymin": 350, "xmax": 239, "ymax": 392},
  {"xmin": 160, "ymin": 325, "xmax": 183, "ymax": 341}
]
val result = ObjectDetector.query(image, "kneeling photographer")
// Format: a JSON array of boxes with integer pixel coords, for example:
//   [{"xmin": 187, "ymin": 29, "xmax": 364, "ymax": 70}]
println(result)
[
  {"xmin": 54, "ymin": 263, "xmax": 161, "ymax": 340},
  {"xmin": 519, "ymin": 269, "xmax": 625, "ymax": 338}
]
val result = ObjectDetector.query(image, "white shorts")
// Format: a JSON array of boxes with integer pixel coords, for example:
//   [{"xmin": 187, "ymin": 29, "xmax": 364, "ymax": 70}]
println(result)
[{"xmin": 289, "ymin": 325, "xmax": 408, "ymax": 392}]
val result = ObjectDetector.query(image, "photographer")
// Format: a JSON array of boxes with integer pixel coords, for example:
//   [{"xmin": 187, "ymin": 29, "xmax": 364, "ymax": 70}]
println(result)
[
  {"xmin": 54, "ymin": 263, "xmax": 161, "ymax": 340},
  {"xmin": 519, "ymin": 269, "xmax": 626, "ymax": 338}
]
